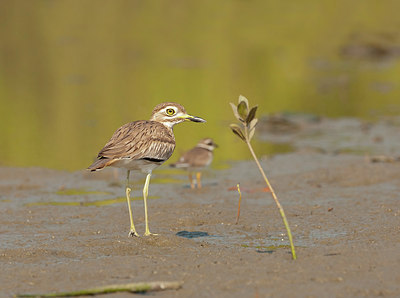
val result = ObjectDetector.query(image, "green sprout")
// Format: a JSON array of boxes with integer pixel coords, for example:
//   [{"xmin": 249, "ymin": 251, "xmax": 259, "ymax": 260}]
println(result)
[{"xmin": 230, "ymin": 95, "xmax": 297, "ymax": 260}]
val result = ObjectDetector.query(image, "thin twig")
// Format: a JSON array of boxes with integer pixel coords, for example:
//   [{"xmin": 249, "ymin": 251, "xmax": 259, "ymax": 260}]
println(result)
[
  {"xmin": 16, "ymin": 281, "xmax": 183, "ymax": 297},
  {"xmin": 235, "ymin": 183, "xmax": 242, "ymax": 224}
]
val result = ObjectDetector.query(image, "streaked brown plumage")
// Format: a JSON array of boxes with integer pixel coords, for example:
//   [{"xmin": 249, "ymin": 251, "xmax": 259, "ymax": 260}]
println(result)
[
  {"xmin": 88, "ymin": 102, "xmax": 206, "ymax": 236},
  {"xmin": 87, "ymin": 121, "xmax": 175, "ymax": 172},
  {"xmin": 171, "ymin": 138, "xmax": 218, "ymax": 189}
]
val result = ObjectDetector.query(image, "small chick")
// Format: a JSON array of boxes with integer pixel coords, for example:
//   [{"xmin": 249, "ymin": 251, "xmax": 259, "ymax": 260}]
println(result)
[{"xmin": 170, "ymin": 138, "xmax": 218, "ymax": 189}]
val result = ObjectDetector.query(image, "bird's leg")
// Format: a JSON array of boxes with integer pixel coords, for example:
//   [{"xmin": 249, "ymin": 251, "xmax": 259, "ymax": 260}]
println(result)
[
  {"xmin": 143, "ymin": 173, "xmax": 157, "ymax": 236},
  {"xmin": 196, "ymin": 172, "xmax": 202, "ymax": 189},
  {"xmin": 126, "ymin": 170, "xmax": 139, "ymax": 237},
  {"xmin": 188, "ymin": 173, "xmax": 195, "ymax": 189}
]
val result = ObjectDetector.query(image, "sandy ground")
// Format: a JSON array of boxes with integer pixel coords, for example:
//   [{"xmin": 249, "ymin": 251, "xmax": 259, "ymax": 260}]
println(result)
[{"xmin": 1, "ymin": 116, "xmax": 400, "ymax": 297}]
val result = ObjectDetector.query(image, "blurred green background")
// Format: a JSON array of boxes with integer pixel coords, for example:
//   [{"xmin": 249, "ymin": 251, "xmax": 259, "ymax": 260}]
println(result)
[{"xmin": 1, "ymin": 0, "xmax": 400, "ymax": 170}]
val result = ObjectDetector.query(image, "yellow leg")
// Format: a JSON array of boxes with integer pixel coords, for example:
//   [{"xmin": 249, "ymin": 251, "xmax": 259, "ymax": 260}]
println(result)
[
  {"xmin": 196, "ymin": 172, "xmax": 202, "ymax": 189},
  {"xmin": 126, "ymin": 170, "xmax": 139, "ymax": 237},
  {"xmin": 143, "ymin": 173, "xmax": 157, "ymax": 236},
  {"xmin": 189, "ymin": 173, "xmax": 195, "ymax": 189}
]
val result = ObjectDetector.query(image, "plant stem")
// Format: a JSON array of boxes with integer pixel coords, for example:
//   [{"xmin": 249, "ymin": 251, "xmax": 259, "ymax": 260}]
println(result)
[
  {"xmin": 245, "ymin": 137, "xmax": 297, "ymax": 260},
  {"xmin": 235, "ymin": 183, "xmax": 242, "ymax": 224}
]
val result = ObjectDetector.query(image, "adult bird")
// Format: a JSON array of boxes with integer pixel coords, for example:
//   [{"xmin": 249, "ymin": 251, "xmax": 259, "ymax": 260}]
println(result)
[
  {"xmin": 88, "ymin": 102, "xmax": 206, "ymax": 237},
  {"xmin": 170, "ymin": 138, "xmax": 218, "ymax": 189}
]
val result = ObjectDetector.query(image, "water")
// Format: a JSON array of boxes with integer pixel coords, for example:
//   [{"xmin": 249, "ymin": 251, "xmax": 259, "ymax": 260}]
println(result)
[{"xmin": 1, "ymin": 1, "xmax": 400, "ymax": 170}]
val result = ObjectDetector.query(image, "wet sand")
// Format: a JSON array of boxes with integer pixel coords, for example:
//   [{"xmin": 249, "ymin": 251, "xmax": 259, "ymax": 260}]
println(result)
[{"xmin": 1, "ymin": 117, "xmax": 400, "ymax": 297}]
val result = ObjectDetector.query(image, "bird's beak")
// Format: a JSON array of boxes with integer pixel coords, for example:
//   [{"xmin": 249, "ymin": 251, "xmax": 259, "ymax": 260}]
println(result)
[{"xmin": 181, "ymin": 114, "xmax": 206, "ymax": 123}]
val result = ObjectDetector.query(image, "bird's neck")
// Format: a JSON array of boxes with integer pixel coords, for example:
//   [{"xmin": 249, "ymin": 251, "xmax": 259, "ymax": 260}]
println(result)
[
  {"xmin": 196, "ymin": 143, "xmax": 215, "ymax": 151},
  {"xmin": 160, "ymin": 121, "xmax": 176, "ymax": 129},
  {"xmin": 152, "ymin": 121, "xmax": 176, "ymax": 141}
]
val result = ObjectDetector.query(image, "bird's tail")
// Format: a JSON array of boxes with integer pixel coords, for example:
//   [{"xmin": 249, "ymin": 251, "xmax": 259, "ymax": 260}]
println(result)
[{"xmin": 87, "ymin": 158, "xmax": 115, "ymax": 171}]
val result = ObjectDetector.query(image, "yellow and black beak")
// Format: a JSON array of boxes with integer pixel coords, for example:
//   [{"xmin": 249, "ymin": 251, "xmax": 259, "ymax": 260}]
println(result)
[{"xmin": 181, "ymin": 114, "xmax": 206, "ymax": 123}]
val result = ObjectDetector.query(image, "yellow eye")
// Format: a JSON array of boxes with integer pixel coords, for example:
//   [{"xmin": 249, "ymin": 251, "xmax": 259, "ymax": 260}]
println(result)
[{"xmin": 166, "ymin": 108, "xmax": 175, "ymax": 116}]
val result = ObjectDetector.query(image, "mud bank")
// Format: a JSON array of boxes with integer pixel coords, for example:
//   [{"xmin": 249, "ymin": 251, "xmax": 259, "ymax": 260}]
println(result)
[{"xmin": 1, "ymin": 116, "xmax": 400, "ymax": 297}]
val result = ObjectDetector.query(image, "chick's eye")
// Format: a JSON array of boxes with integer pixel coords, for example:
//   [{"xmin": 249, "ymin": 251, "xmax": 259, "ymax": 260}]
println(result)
[{"xmin": 166, "ymin": 108, "xmax": 175, "ymax": 116}]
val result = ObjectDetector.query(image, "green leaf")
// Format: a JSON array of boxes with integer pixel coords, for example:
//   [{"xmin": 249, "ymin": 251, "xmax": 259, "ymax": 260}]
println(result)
[
  {"xmin": 238, "ymin": 95, "xmax": 249, "ymax": 109},
  {"xmin": 229, "ymin": 102, "xmax": 241, "ymax": 121},
  {"xmin": 230, "ymin": 124, "xmax": 245, "ymax": 141},
  {"xmin": 237, "ymin": 101, "xmax": 248, "ymax": 121},
  {"xmin": 246, "ymin": 106, "xmax": 258, "ymax": 123}
]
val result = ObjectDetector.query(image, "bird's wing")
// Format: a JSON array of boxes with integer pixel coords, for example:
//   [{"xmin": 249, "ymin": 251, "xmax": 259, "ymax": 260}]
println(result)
[
  {"xmin": 172, "ymin": 147, "xmax": 210, "ymax": 167},
  {"xmin": 97, "ymin": 121, "xmax": 175, "ymax": 161},
  {"xmin": 186, "ymin": 147, "xmax": 211, "ymax": 167}
]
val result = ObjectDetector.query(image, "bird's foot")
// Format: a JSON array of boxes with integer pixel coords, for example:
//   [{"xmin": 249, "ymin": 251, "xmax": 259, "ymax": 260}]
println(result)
[
  {"xmin": 128, "ymin": 230, "xmax": 139, "ymax": 237},
  {"xmin": 143, "ymin": 231, "xmax": 158, "ymax": 236}
]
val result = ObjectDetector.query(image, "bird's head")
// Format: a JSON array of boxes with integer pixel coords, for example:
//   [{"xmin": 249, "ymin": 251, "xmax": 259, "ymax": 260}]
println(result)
[
  {"xmin": 150, "ymin": 102, "xmax": 206, "ymax": 128},
  {"xmin": 197, "ymin": 138, "xmax": 218, "ymax": 151}
]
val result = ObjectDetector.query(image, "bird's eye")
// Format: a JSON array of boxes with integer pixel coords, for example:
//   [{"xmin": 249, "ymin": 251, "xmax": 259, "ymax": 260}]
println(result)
[{"xmin": 166, "ymin": 108, "xmax": 175, "ymax": 116}]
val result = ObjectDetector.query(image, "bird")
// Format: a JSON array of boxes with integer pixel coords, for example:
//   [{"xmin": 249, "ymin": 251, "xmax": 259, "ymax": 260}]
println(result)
[
  {"xmin": 87, "ymin": 102, "xmax": 206, "ymax": 237},
  {"xmin": 170, "ymin": 138, "xmax": 218, "ymax": 189}
]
